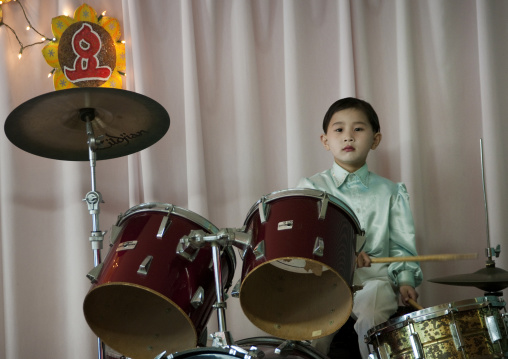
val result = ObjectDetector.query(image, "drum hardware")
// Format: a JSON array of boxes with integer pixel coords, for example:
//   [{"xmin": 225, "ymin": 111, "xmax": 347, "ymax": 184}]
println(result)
[
  {"xmin": 272, "ymin": 339, "xmax": 295, "ymax": 355},
  {"xmin": 86, "ymin": 262, "xmax": 104, "ymax": 284},
  {"xmin": 313, "ymin": 237, "xmax": 325, "ymax": 257},
  {"xmin": 177, "ymin": 228, "xmax": 252, "ymax": 262},
  {"xmin": 448, "ymin": 319, "xmax": 465, "ymax": 352},
  {"xmin": 253, "ymin": 241, "xmax": 265, "ymax": 260},
  {"xmin": 407, "ymin": 322, "xmax": 423, "ymax": 358},
  {"xmin": 157, "ymin": 214, "xmax": 172, "ymax": 239},
  {"xmin": 191, "ymin": 287, "xmax": 205, "ymax": 308},
  {"xmin": 317, "ymin": 192, "xmax": 329, "ymax": 220},
  {"xmin": 429, "ymin": 139, "xmax": 508, "ymax": 295},
  {"xmin": 137, "ymin": 255, "xmax": 154, "ymax": 275}
]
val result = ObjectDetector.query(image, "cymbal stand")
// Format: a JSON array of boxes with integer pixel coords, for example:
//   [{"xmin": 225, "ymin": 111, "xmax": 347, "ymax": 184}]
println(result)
[
  {"xmin": 81, "ymin": 108, "xmax": 106, "ymax": 359},
  {"xmin": 480, "ymin": 139, "xmax": 502, "ymax": 268}
]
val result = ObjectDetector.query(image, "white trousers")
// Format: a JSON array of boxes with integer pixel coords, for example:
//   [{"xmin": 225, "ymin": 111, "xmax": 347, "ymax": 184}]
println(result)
[{"xmin": 313, "ymin": 266, "xmax": 398, "ymax": 358}]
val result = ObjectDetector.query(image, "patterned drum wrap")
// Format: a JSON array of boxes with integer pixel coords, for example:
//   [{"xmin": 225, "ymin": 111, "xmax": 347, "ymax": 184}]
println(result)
[
  {"xmin": 240, "ymin": 189, "xmax": 363, "ymax": 341},
  {"xmin": 83, "ymin": 203, "xmax": 235, "ymax": 359},
  {"xmin": 366, "ymin": 296, "xmax": 508, "ymax": 359}
]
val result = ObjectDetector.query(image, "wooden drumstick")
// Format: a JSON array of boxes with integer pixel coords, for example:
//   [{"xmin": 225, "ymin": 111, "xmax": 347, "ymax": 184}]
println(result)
[
  {"xmin": 407, "ymin": 298, "xmax": 424, "ymax": 310},
  {"xmin": 370, "ymin": 253, "xmax": 478, "ymax": 264}
]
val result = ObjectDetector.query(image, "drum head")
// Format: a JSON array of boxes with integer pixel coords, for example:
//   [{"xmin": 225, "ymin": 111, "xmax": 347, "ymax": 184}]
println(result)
[
  {"xmin": 240, "ymin": 259, "xmax": 352, "ymax": 341},
  {"xmin": 84, "ymin": 283, "xmax": 196, "ymax": 359}
]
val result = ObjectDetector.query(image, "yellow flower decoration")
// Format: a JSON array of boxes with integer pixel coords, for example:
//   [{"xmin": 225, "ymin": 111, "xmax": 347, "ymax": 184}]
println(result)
[{"xmin": 42, "ymin": 3, "xmax": 125, "ymax": 90}]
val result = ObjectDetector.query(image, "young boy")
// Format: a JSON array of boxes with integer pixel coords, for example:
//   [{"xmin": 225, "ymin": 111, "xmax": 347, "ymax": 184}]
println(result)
[{"xmin": 297, "ymin": 97, "xmax": 422, "ymax": 358}]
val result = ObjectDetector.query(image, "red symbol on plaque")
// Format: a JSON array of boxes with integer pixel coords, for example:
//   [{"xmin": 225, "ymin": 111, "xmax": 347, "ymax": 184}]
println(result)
[{"xmin": 64, "ymin": 23, "xmax": 112, "ymax": 82}]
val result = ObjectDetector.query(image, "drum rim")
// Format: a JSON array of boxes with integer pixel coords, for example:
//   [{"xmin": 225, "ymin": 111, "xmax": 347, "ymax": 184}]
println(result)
[
  {"xmin": 366, "ymin": 295, "xmax": 506, "ymax": 337},
  {"xmin": 243, "ymin": 188, "xmax": 362, "ymax": 232},
  {"xmin": 117, "ymin": 202, "xmax": 219, "ymax": 234}
]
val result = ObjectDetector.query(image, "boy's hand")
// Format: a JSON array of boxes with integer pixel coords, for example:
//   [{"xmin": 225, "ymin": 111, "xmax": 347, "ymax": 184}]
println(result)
[
  {"xmin": 400, "ymin": 285, "xmax": 418, "ymax": 306},
  {"xmin": 356, "ymin": 251, "xmax": 371, "ymax": 268}
]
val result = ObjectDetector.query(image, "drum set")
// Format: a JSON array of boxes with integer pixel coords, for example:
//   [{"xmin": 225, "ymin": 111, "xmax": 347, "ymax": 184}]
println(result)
[{"xmin": 4, "ymin": 88, "xmax": 508, "ymax": 359}]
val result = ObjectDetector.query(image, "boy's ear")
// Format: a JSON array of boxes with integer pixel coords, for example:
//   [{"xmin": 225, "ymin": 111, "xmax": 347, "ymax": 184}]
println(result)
[
  {"xmin": 320, "ymin": 134, "xmax": 330, "ymax": 150},
  {"xmin": 371, "ymin": 132, "xmax": 382, "ymax": 150}
]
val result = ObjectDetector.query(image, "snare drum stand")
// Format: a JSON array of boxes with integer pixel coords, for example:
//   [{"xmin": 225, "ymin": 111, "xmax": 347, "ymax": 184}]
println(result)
[{"xmin": 81, "ymin": 109, "xmax": 106, "ymax": 359}]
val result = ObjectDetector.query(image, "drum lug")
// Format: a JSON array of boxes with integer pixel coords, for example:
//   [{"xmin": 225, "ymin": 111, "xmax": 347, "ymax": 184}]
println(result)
[
  {"xmin": 258, "ymin": 197, "xmax": 270, "ymax": 223},
  {"xmin": 313, "ymin": 237, "xmax": 325, "ymax": 257},
  {"xmin": 486, "ymin": 315, "xmax": 502, "ymax": 343},
  {"xmin": 86, "ymin": 262, "xmax": 104, "ymax": 283},
  {"xmin": 137, "ymin": 255, "xmax": 153, "ymax": 275},
  {"xmin": 109, "ymin": 225, "xmax": 122, "ymax": 244},
  {"xmin": 156, "ymin": 214, "xmax": 172, "ymax": 239},
  {"xmin": 191, "ymin": 286, "xmax": 205, "ymax": 308},
  {"xmin": 318, "ymin": 193, "xmax": 329, "ymax": 220},
  {"xmin": 274, "ymin": 340, "xmax": 296, "ymax": 355},
  {"xmin": 231, "ymin": 278, "xmax": 242, "ymax": 298},
  {"xmin": 253, "ymin": 240, "xmax": 265, "ymax": 260},
  {"xmin": 408, "ymin": 322, "xmax": 423, "ymax": 358},
  {"xmin": 449, "ymin": 321, "xmax": 464, "ymax": 351}
]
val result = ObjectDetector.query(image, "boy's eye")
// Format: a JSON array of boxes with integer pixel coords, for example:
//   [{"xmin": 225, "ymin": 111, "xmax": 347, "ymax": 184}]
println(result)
[
  {"xmin": 335, "ymin": 128, "xmax": 343, "ymax": 132},
  {"xmin": 354, "ymin": 127, "xmax": 364, "ymax": 131}
]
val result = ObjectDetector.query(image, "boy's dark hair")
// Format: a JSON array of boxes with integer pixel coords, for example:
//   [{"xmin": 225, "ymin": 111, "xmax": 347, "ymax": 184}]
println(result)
[{"xmin": 322, "ymin": 97, "xmax": 380, "ymax": 134}]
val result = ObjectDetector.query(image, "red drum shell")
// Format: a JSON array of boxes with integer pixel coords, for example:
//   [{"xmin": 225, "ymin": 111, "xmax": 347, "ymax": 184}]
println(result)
[
  {"xmin": 240, "ymin": 189, "xmax": 362, "ymax": 341},
  {"xmin": 83, "ymin": 203, "xmax": 235, "ymax": 359}
]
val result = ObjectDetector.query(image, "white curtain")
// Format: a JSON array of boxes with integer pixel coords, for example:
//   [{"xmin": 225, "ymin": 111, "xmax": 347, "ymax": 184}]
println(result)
[{"xmin": 1, "ymin": 0, "xmax": 507, "ymax": 357}]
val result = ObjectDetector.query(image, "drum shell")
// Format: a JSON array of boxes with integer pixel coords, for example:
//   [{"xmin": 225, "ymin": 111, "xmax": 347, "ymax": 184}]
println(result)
[
  {"xmin": 166, "ymin": 337, "xmax": 328, "ymax": 359},
  {"xmin": 366, "ymin": 296, "xmax": 508, "ymax": 358},
  {"xmin": 83, "ymin": 203, "xmax": 235, "ymax": 359},
  {"xmin": 240, "ymin": 189, "xmax": 362, "ymax": 341}
]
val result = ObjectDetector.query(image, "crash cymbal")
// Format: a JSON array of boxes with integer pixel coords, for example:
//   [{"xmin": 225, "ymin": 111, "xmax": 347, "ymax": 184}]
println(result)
[
  {"xmin": 429, "ymin": 265, "xmax": 508, "ymax": 292},
  {"xmin": 4, "ymin": 87, "xmax": 170, "ymax": 161}
]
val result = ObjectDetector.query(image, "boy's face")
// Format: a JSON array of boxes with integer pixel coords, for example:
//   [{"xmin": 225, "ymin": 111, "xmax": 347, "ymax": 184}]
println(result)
[{"xmin": 320, "ymin": 108, "xmax": 382, "ymax": 173}]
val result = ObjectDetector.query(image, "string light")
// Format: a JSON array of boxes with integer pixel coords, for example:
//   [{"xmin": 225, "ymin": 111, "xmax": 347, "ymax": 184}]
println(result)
[
  {"xmin": 47, "ymin": 68, "xmax": 55, "ymax": 78},
  {"xmin": 97, "ymin": 10, "xmax": 106, "ymax": 22},
  {"xmin": 0, "ymin": 0, "xmax": 52, "ymax": 59}
]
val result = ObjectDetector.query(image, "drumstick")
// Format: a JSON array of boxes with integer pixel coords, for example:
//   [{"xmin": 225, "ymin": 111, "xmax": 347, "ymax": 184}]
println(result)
[
  {"xmin": 407, "ymin": 298, "xmax": 424, "ymax": 310},
  {"xmin": 370, "ymin": 253, "xmax": 477, "ymax": 264}
]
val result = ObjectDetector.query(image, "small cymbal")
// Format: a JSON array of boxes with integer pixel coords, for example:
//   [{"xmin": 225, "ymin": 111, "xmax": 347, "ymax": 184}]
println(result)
[
  {"xmin": 429, "ymin": 265, "xmax": 508, "ymax": 292},
  {"xmin": 4, "ymin": 88, "xmax": 170, "ymax": 161}
]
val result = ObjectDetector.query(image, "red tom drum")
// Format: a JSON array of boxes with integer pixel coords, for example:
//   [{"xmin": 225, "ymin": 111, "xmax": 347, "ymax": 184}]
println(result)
[
  {"xmin": 83, "ymin": 202, "xmax": 236, "ymax": 359},
  {"xmin": 240, "ymin": 189, "xmax": 362, "ymax": 341}
]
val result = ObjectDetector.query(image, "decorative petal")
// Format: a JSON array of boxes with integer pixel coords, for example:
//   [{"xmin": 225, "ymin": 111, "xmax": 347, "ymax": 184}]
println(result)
[
  {"xmin": 0, "ymin": 7, "xmax": 3, "ymax": 24},
  {"xmin": 74, "ymin": 3, "xmax": 97, "ymax": 23},
  {"xmin": 114, "ymin": 42, "xmax": 126, "ymax": 72},
  {"xmin": 42, "ymin": 41, "xmax": 60, "ymax": 68},
  {"xmin": 53, "ymin": 68, "xmax": 76, "ymax": 91},
  {"xmin": 101, "ymin": 71, "xmax": 122, "ymax": 89},
  {"xmin": 99, "ymin": 16, "xmax": 121, "ymax": 41},
  {"xmin": 51, "ymin": 15, "xmax": 75, "ymax": 40}
]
